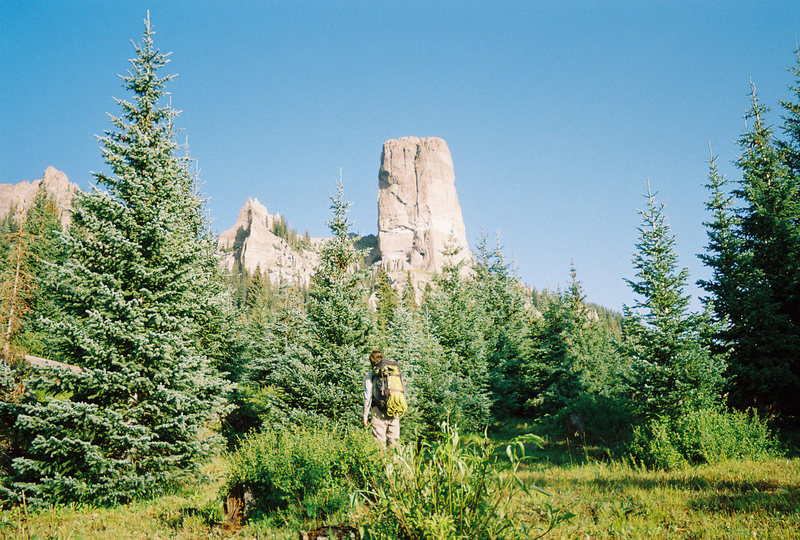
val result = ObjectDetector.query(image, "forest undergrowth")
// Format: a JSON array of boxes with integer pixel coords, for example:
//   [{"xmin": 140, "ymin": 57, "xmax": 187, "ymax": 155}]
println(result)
[{"xmin": 2, "ymin": 420, "xmax": 798, "ymax": 539}]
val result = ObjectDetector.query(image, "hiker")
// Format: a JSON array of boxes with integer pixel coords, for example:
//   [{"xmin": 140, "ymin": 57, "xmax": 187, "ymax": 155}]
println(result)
[{"xmin": 362, "ymin": 349, "xmax": 405, "ymax": 448}]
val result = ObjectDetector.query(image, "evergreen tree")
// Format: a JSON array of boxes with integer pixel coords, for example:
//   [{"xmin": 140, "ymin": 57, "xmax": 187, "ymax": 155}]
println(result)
[
  {"xmin": 16, "ymin": 184, "xmax": 66, "ymax": 356},
  {"xmin": 623, "ymin": 185, "xmax": 726, "ymax": 420},
  {"xmin": 724, "ymin": 83, "xmax": 800, "ymax": 414},
  {"xmin": 472, "ymin": 233, "xmax": 528, "ymax": 416},
  {"xmin": 522, "ymin": 288, "xmax": 583, "ymax": 415},
  {"xmin": 0, "ymin": 217, "xmax": 33, "ymax": 363},
  {"xmin": 3, "ymin": 16, "xmax": 230, "ymax": 506},
  {"xmin": 423, "ymin": 239, "xmax": 492, "ymax": 431},
  {"xmin": 263, "ymin": 180, "xmax": 374, "ymax": 425},
  {"xmin": 384, "ymin": 306, "xmax": 457, "ymax": 434},
  {"xmin": 401, "ymin": 271, "xmax": 417, "ymax": 310},
  {"xmin": 697, "ymin": 148, "xmax": 742, "ymax": 322},
  {"xmin": 779, "ymin": 47, "xmax": 800, "ymax": 175},
  {"xmin": 519, "ymin": 263, "xmax": 621, "ymax": 418},
  {"xmin": 0, "ymin": 210, "xmax": 18, "ymax": 264},
  {"xmin": 375, "ymin": 266, "xmax": 398, "ymax": 332}
]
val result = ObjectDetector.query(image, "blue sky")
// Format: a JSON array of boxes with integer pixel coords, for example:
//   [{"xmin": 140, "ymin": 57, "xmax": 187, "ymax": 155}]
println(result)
[{"xmin": 2, "ymin": 1, "xmax": 799, "ymax": 311}]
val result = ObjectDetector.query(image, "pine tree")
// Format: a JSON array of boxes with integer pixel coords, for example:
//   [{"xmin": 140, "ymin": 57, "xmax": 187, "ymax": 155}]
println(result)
[
  {"xmin": 383, "ymin": 306, "xmax": 457, "ymax": 434},
  {"xmin": 697, "ymin": 148, "xmax": 742, "ymax": 322},
  {"xmin": 423, "ymin": 238, "xmax": 493, "ymax": 431},
  {"xmin": 623, "ymin": 185, "xmax": 726, "ymax": 420},
  {"xmin": 779, "ymin": 47, "xmax": 800, "ymax": 176},
  {"xmin": 472, "ymin": 233, "xmax": 528, "ymax": 417},
  {"xmin": 15, "ymin": 184, "xmax": 66, "ymax": 356},
  {"xmin": 263, "ymin": 180, "xmax": 374, "ymax": 425},
  {"xmin": 3, "ymin": 15, "xmax": 230, "ymax": 506},
  {"xmin": 375, "ymin": 266, "xmax": 398, "ymax": 332},
  {"xmin": 520, "ymin": 263, "xmax": 615, "ymax": 417},
  {"xmin": 0, "ymin": 216, "xmax": 33, "ymax": 363},
  {"xmin": 401, "ymin": 271, "xmax": 417, "ymax": 310},
  {"xmin": 723, "ymin": 83, "xmax": 800, "ymax": 414}
]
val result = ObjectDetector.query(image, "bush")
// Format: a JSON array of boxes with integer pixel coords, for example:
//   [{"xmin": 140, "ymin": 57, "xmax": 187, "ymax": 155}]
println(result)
[
  {"xmin": 223, "ymin": 425, "xmax": 382, "ymax": 525},
  {"xmin": 629, "ymin": 407, "xmax": 780, "ymax": 469},
  {"xmin": 357, "ymin": 422, "xmax": 572, "ymax": 539},
  {"xmin": 536, "ymin": 393, "xmax": 636, "ymax": 446}
]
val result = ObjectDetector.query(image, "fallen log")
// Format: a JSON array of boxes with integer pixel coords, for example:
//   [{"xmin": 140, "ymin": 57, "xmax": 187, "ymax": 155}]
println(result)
[{"xmin": 24, "ymin": 354, "xmax": 82, "ymax": 374}]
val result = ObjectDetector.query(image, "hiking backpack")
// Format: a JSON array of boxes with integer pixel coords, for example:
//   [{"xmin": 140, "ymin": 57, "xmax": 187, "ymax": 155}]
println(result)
[{"xmin": 373, "ymin": 359, "xmax": 408, "ymax": 418}]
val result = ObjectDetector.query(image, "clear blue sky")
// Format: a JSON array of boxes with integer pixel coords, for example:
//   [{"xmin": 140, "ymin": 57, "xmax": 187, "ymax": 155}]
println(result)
[{"xmin": 2, "ymin": 1, "xmax": 799, "ymax": 311}]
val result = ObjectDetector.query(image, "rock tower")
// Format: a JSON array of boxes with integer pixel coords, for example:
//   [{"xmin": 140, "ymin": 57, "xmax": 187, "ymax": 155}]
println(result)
[{"xmin": 377, "ymin": 136, "xmax": 470, "ymax": 277}]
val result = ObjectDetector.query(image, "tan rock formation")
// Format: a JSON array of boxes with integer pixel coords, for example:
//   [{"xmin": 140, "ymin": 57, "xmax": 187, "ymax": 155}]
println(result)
[
  {"xmin": 218, "ymin": 198, "xmax": 319, "ymax": 286},
  {"xmin": 0, "ymin": 166, "xmax": 78, "ymax": 226},
  {"xmin": 377, "ymin": 137, "xmax": 470, "ymax": 278}
]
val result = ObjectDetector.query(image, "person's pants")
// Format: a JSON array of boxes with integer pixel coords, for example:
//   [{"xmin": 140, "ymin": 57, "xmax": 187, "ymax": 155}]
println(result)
[{"xmin": 371, "ymin": 406, "xmax": 400, "ymax": 447}]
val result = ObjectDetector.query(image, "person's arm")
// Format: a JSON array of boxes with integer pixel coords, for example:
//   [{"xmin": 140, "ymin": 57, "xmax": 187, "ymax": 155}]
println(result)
[{"xmin": 363, "ymin": 374, "xmax": 373, "ymax": 427}]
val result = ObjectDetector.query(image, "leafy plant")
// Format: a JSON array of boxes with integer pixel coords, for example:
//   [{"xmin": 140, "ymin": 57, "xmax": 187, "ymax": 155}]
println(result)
[
  {"xmin": 357, "ymin": 421, "xmax": 573, "ymax": 539},
  {"xmin": 628, "ymin": 407, "xmax": 780, "ymax": 469},
  {"xmin": 223, "ymin": 425, "xmax": 381, "ymax": 526}
]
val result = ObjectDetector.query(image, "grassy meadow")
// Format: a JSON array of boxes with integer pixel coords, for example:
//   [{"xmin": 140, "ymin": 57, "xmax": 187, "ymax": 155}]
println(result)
[{"xmin": 3, "ymin": 422, "xmax": 798, "ymax": 540}]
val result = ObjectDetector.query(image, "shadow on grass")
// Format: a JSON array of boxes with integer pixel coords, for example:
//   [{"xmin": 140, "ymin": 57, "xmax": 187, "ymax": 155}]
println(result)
[{"xmin": 688, "ymin": 486, "xmax": 800, "ymax": 515}]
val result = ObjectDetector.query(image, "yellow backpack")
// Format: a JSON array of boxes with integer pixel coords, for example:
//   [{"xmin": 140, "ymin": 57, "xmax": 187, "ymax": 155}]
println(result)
[{"xmin": 373, "ymin": 359, "xmax": 408, "ymax": 418}]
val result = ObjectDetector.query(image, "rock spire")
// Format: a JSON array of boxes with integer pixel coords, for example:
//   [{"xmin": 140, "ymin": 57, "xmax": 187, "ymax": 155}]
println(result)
[{"xmin": 377, "ymin": 136, "xmax": 470, "ymax": 276}]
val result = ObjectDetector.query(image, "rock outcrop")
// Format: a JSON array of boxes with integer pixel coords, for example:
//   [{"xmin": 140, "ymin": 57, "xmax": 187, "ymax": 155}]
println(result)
[
  {"xmin": 218, "ymin": 198, "xmax": 320, "ymax": 286},
  {"xmin": 0, "ymin": 166, "xmax": 78, "ymax": 226},
  {"xmin": 377, "ymin": 137, "xmax": 470, "ymax": 277},
  {"xmin": 221, "ymin": 137, "xmax": 471, "ymax": 296}
]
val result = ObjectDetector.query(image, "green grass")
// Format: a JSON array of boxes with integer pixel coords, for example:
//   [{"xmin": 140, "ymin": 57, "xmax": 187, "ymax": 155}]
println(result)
[
  {"xmin": 518, "ymin": 457, "xmax": 800, "ymax": 539},
  {"xmin": 3, "ymin": 428, "xmax": 799, "ymax": 539}
]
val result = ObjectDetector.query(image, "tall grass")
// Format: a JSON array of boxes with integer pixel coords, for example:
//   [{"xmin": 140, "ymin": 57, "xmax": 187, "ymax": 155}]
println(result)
[
  {"xmin": 2, "ymin": 424, "xmax": 798, "ymax": 539},
  {"xmin": 356, "ymin": 422, "xmax": 573, "ymax": 539},
  {"xmin": 518, "ymin": 456, "xmax": 800, "ymax": 538}
]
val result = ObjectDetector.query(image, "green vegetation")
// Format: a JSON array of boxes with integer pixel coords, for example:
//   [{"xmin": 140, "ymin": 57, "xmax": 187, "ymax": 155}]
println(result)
[
  {"xmin": 271, "ymin": 214, "xmax": 312, "ymax": 252},
  {"xmin": 358, "ymin": 422, "xmax": 571, "ymax": 540},
  {"xmin": 1, "ymin": 428, "xmax": 798, "ymax": 538},
  {"xmin": 0, "ymin": 16, "xmax": 232, "ymax": 507},
  {"xmin": 1, "ymin": 12, "xmax": 800, "ymax": 540},
  {"xmin": 224, "ymin": 425, "xmax": 381, "ymax": 526}
]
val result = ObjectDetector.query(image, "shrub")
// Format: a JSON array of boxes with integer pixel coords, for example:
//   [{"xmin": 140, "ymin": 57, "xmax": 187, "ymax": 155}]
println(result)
[
  {"xmin": 223, "ymin": 425, "xmax": 381, "ymax": 525},
  {"xmin": 357, "ymin": 422, "xmax": 572, "ymax": 539},
  {"xmin": 629, "ymin": 407, "xmax": 780, "ymax": 469}
]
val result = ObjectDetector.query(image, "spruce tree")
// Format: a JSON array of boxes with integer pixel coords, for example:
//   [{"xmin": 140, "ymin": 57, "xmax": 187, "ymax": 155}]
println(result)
[
  {"xmin": 375, "ymin": 266, "xmax": 398, "ymax": 332},
  {"xmin": 472, "ymin": 233, "xmax": 528, "ymax": 416},
  {"xmin": 2, "ymin": 16, "xmax": 229, "ymax": 506},
  {"xmin": 520, "ymin": 263, "xmax": 620, "ymax": 418},
  {"xmin": 15, "ymin": 185, "xmax": 66, "ymax": 356},
  {"xmin": 724, "ymin": 83, "xmax": 800, "ymax": 414},
  {"xmin": 697, "ymin": 149, "xmax": 742, "ymax": 322},
  {"xmin": 423, "ymin": 239, "xmax": 493, "ymax": 431},
  {"xmin": 0, "ymin": 217, "xmax": 33, "ymax": 363},
  {"xmin": 401, "ymin": 271, "xmax": 417, "ymax": 310},
  {"xmin": 263, "ymin": 180, "xmax": 374, "ymax": 425},
  {"xmin": 623, "ymin": 185, "xmax": 725, "ymax": 420}
]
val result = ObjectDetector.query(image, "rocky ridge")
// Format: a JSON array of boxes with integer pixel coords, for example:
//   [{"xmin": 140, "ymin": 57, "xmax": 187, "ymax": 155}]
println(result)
[
  {"xmin": 217, "ymin": 197, "xmax": 320, "ymax": 286},
  {"xmin": 0, "ymin": 166, "xmax": 78, "ymax": 226},
  {"xmin": 6, "ymin": 137, "xmax": 471, "ymax": 292}
]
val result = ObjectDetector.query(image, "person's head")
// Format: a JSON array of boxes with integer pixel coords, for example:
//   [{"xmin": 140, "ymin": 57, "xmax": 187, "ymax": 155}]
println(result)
[{"xmin": 369, "ymin": 349, "xmax": 384, "ymax": 366}]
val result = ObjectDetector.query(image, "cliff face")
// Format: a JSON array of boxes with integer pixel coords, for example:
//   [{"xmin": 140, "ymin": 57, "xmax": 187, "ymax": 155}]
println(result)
[
  {"xmin": 0, "ymin": 166, "xmax": 78, "ymax": 226},
  {"xmin": 377, "ymin": 137, "xmax": 470, "ymax": 275},
  {"xmin": 217, "ymin": 197, "xmax": 320, "ymax": 285},
  {"xmin": 13, "ymin": 137, "xmax": 472, "ymax": 292},
  {"xmin": 220, "ymin": 136, "xmax": 471, "ymax": 292}
]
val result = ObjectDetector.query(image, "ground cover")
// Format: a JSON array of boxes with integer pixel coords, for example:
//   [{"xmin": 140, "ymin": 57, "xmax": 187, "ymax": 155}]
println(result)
[{"xmin": 2, "ymin": 426, "xmax": 798, "ymax": 539}]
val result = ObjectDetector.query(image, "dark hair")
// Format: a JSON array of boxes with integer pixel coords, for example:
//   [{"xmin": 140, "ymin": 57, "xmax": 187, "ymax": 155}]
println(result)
[{"xmin": 369, "ymin": 349, "xmax": 384, "ymax": 365}]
